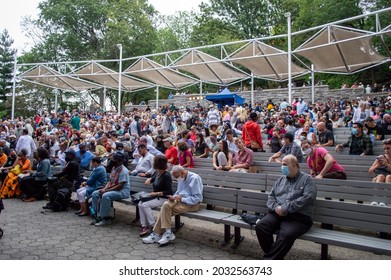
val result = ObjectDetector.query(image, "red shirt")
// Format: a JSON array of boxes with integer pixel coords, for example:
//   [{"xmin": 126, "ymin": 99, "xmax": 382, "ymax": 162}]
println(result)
[
  {"xmin": 242, "ymin": 120, "xmax": 263, "ymax": 149},
  {"xmin": 307, "ymin": 147, "xmax": 345, "ymax": 174},
  {"xmin": 165, "ymin": 146, "xmax": 178, "ymax": 165}
]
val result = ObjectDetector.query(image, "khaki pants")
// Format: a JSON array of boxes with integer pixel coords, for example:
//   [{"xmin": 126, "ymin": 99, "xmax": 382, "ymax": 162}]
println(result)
[{"xmin": 153, "ymin": 200, "xmax": 200, "ymax": 235}]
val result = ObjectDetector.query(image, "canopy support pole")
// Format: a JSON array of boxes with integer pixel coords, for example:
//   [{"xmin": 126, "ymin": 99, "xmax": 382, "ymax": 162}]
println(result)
[
  {"xmin": 251, "ymin": 73, "xmax": 254, "ymax": 108},
  {"xmin": 311, "ymin": 64, "xmax": 315, "ymax": 104},
  {"xmin": 200, "ymin": 80, "xmax": 203, "ymax": 95},
  {"xmin": 286, "ymin": 12, "xmax": 292, "ymax": 104},
  {"xmin": 103, "ymin": 87, "xmax": 106, "ymax": 111},
  {"xmin": 54, "ymin": 90, "xmax": 58, "ymax": 113},
  {"xmin": 117, "ymin": 44, "xmax": 123, "ymax": 116},
  {"xmin": 11, "ymin": 53, "xmax": 17, "ymax": 121},
  {"xmin": 156, "ymin": 85, "xmax": 159, "ymax": 110}
]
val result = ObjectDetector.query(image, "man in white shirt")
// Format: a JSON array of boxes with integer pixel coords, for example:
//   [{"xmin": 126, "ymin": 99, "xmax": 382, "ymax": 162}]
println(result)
[
  {"xmin": 130, "ymin": 144, "xmax": 154, "ymax": 177},
  {"xmin": 15, "ymin": 129, "xmax": 37, "ymax": 157}
]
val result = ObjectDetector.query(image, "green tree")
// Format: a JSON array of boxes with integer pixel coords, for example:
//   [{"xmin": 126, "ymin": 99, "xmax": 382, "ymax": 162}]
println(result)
[
  {"xmin": 155, "ymin": 11, "xmax": 197, "ymax": 57},
  {"xmin": 20, "ymin": 0, "xmax": 159, "ymax": 112},
  {"xmin": 0, "ymin": 29, "xmax": 16, "ymax": 116},
  {"xmin": 195, "ymin": 0, "xmax": 286, "ymax": 40}
]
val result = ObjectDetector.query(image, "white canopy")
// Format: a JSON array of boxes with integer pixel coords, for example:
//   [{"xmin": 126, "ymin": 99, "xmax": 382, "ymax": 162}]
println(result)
[
  {"xmin": 295, "ymin": 26, "xmax": 389, "ymax": 73},
  {"xmin": 230, "ymin": 41, "xmax": 308, "ymax": 81},
  {"xmin": 172, "ymin": 50, "xmax": 248, "ymax": 84},
  {"xmin": 19, "ymin": 65, "xmax": 101, "ymax": 92},
  {"xmin": 124, "ymin": 57, "xmax": 198, "ymax": 89},
  {"xmin": 72, "ymin": 62, "xmax": 153, "ymax": 91}
]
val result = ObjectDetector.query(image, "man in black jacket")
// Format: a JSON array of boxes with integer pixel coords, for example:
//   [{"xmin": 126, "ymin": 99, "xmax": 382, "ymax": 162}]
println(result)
[{"xmin": 43, "ymin": 150, "xmax": 80, "ymax": 209}]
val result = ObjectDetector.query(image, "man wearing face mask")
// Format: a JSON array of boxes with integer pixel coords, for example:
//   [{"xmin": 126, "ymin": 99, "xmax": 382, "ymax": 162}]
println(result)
[
  {"xmin": 121, "ymin": 133, "xmax": 135, "ymax": 158},
  {"xmin": 142, "ymin": 165, "xmax": 203, "ymax": 245},
  {"xmin": 255, "ymin": 155, "xmax": 316, "ymax": 260},
  {"xmin": 301, "ymin": 140, "xmax": 346, "ymax": 179},
  {"xmin": 335, "ymin": 122, "xmax": 373, "ymax": 156},
  {"xmin": 269, "ymin": 133, "xmax": 303, "ymax": 163}
]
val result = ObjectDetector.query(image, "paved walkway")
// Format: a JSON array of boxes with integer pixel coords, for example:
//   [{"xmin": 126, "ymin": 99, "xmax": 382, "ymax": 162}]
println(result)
[{"xmin": 0, "ymin": 198, "xmax": 390, "ymax": 260}]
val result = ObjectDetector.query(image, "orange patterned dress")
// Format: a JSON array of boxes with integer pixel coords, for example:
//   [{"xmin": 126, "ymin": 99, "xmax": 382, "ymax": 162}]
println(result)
[{"xmin": 0, "ymin": 159, "xmax": 31, "ymax": 199}]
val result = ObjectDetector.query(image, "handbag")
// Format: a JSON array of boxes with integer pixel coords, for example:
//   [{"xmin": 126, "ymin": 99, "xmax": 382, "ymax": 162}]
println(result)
[
  {"xmin": 10, "ymin": 164, "xmax": 22, "ymax": 176},
  {"xmin": 130, "ymin": 191, "xmax": 155, "ymax": 204},
  {"xmin": 239, "ymin": 212, "xmax": 265, "ymax": 226}
]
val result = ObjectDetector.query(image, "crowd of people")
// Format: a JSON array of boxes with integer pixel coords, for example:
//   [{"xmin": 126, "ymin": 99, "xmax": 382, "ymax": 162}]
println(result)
[{"xmin": 0, "ymin": 91, "xmax": 390, "ymax": 259}]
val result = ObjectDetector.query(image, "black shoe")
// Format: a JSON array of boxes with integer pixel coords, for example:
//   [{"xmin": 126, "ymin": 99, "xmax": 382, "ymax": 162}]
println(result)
[
  {"xmin": 78, "ymin": 213, "xmax": 89, "ymax": 217},
  {"xmin": 42, "ymin": 204, "xmax": 52, "ymax": 210}
]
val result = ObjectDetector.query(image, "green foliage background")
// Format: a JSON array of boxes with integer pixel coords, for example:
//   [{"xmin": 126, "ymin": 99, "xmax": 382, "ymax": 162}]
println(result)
[{"xmin": 0, "ymin": 0, "xmax": 389, "ymax": 117}]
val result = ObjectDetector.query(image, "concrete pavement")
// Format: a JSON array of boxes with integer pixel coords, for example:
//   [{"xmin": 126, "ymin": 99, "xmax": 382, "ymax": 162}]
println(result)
[{"xmin": 0, "ymin": 198, "xmax": 390, "ymax": 260}]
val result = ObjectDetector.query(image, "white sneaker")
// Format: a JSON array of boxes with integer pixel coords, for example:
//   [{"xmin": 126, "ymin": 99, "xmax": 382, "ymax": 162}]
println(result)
[
  {"xmin": 142, "ymin": 232, "xmax": 161, "ymax": 244},
  {"xmin": 370, "ymin": 201, "xmax": 379, "ymax": 206},
  {"xmin": 95, "ymin": 219, "xmax": 112, "ymax": 226},
  {"xmin": 379, "ymin": 202, "xmax": 387, "ymax": 207},
  {"xmin": 157, "ymin": 231, "xmax": 176, "ymax": 245}
]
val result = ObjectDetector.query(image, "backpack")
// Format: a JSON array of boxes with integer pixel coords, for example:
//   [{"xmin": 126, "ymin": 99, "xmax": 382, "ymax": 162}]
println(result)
[{"xmin": 52, "ymin": 187, "xmax": 71, "ymax": 212}]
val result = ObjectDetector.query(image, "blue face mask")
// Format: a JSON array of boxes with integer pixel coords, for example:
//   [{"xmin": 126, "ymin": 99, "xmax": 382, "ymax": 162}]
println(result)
[
  {"xmin": 281, "ymin": 165, "xmax": 290, "ymax": 176},
  {"xmin": 351, "ymin": 128, "xmax": 358, "ymax": 135}
]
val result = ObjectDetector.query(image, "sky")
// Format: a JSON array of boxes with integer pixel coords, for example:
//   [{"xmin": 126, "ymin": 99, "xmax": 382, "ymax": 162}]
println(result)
[{"xmin": 0, "ymin": 0, "xmax": 207, "ymax": 53}]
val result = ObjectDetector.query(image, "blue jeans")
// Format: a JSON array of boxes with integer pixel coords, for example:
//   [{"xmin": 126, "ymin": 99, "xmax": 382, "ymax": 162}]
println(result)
[{"xmin": 91, "ymin": 190, "xmax": 128, "ymax": 219}]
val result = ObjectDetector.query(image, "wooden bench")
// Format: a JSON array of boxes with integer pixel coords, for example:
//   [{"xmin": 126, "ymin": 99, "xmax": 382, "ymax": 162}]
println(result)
[
  {"xmin": 114, "ymin": 169, "xmax": 391, "ymax": 259},
  {"xmin": 221, "ymin": 188, "xmax": 391, "ymax": 259},
  {"xmin": 190, "ymin": 169, "xmax": 391, "ymax": 258},
  {"xmin": 175, "ymin": 169, "xmax": 265, "ymax": 245},
  {"xmin": 193, "ymin": 157, "xmax": 374, "ymax": 181},
  {"xmin": 117, "ymin": 173, "xmax": 239, "ymax": 245}
]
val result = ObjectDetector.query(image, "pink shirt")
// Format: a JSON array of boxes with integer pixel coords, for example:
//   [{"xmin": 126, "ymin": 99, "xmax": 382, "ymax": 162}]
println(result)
[
  {"xmin": 307, "ymin": 147, "xmax": 345, "ymax": 174},
  {"xmin": 179, "ymin": 150, "xmax": 194, "ymax": 168}
]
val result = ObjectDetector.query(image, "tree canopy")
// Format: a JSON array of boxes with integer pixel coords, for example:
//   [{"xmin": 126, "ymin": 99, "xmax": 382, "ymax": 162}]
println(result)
[{"xmin": 4, "ymin": 0, "xmax": 389, "ymax": 116}]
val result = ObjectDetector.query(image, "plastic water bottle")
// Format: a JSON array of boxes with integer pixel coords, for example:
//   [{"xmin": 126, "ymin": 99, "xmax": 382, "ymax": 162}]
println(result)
[{"xmin": 89, "ymin": 206, "xmax": 95, "ymax": 216}]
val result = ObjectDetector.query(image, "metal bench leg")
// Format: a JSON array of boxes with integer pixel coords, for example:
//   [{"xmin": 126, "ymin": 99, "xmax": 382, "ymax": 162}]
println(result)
[
  {"xmin": 132, "ymin": 207, "xmax": 140, "ymax": 223},
  {"xmin": 231, "ymin": 226, "xmax": 244, "ymax": 249},
  {"xmin": 221, "ymin": 225, "xmax": 233, "ymax": 246},
  {"xmin": 321, "ymin": 244, "xmax": 329, "ymax": 260},
  {"xmin": 174, "ymin": 215, "xmax": 184, "ymax": 232}
]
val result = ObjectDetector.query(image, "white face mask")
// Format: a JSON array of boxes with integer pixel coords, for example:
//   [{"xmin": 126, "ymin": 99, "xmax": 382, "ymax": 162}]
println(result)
[
  {"xmin": 303, "ymin": 148, "xmax": 312, "ymax": 155},
  {"xmin": 176, "ymin": 176, "xmax": 184, "ymax": 183},
  {"xmin": 281, "ymin": 140, "xmax": 286, "ymax": 146}
]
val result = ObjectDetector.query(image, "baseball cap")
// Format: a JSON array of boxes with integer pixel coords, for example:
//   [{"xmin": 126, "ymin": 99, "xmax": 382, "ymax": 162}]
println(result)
[
  {"xmin": 163, "ymin": 137, "xmax": 174, "ymax": 143},
  {"xmin": 112, "ymin": 151, "xmax": 125, "ymax": 163},
  {"xmin": 64, "ymin": 150, "xmax": 76, "ymax": 156}
]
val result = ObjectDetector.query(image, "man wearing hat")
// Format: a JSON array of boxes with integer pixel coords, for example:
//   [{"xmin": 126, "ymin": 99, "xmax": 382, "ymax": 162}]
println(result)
[
  {"xmin": 91, "ymin": 151, "xmax": 130, "ymax": 226},
  {"xmin": 76, "ymin": 142, "xmax": 95, "ymax": 171},
  {"xmin": 114, "ymin": 142, "xmax": 129, "ymax": 168},
  {"xmin": 163, "ymin": 137, "xmax": 178, "ymax": 165},
  {"xmin": 268, "ymin": 132, "xmax": 303, "ymax": 163},
  {"xmin": 44, "ymin": 150, "xmax": 80, "ymax": 210}
]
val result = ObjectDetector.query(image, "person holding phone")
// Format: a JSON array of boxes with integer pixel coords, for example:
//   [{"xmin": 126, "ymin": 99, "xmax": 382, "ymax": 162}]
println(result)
[{"xmin": 369, "ymin": 138, "xmax": 391, "ymax": 183}]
